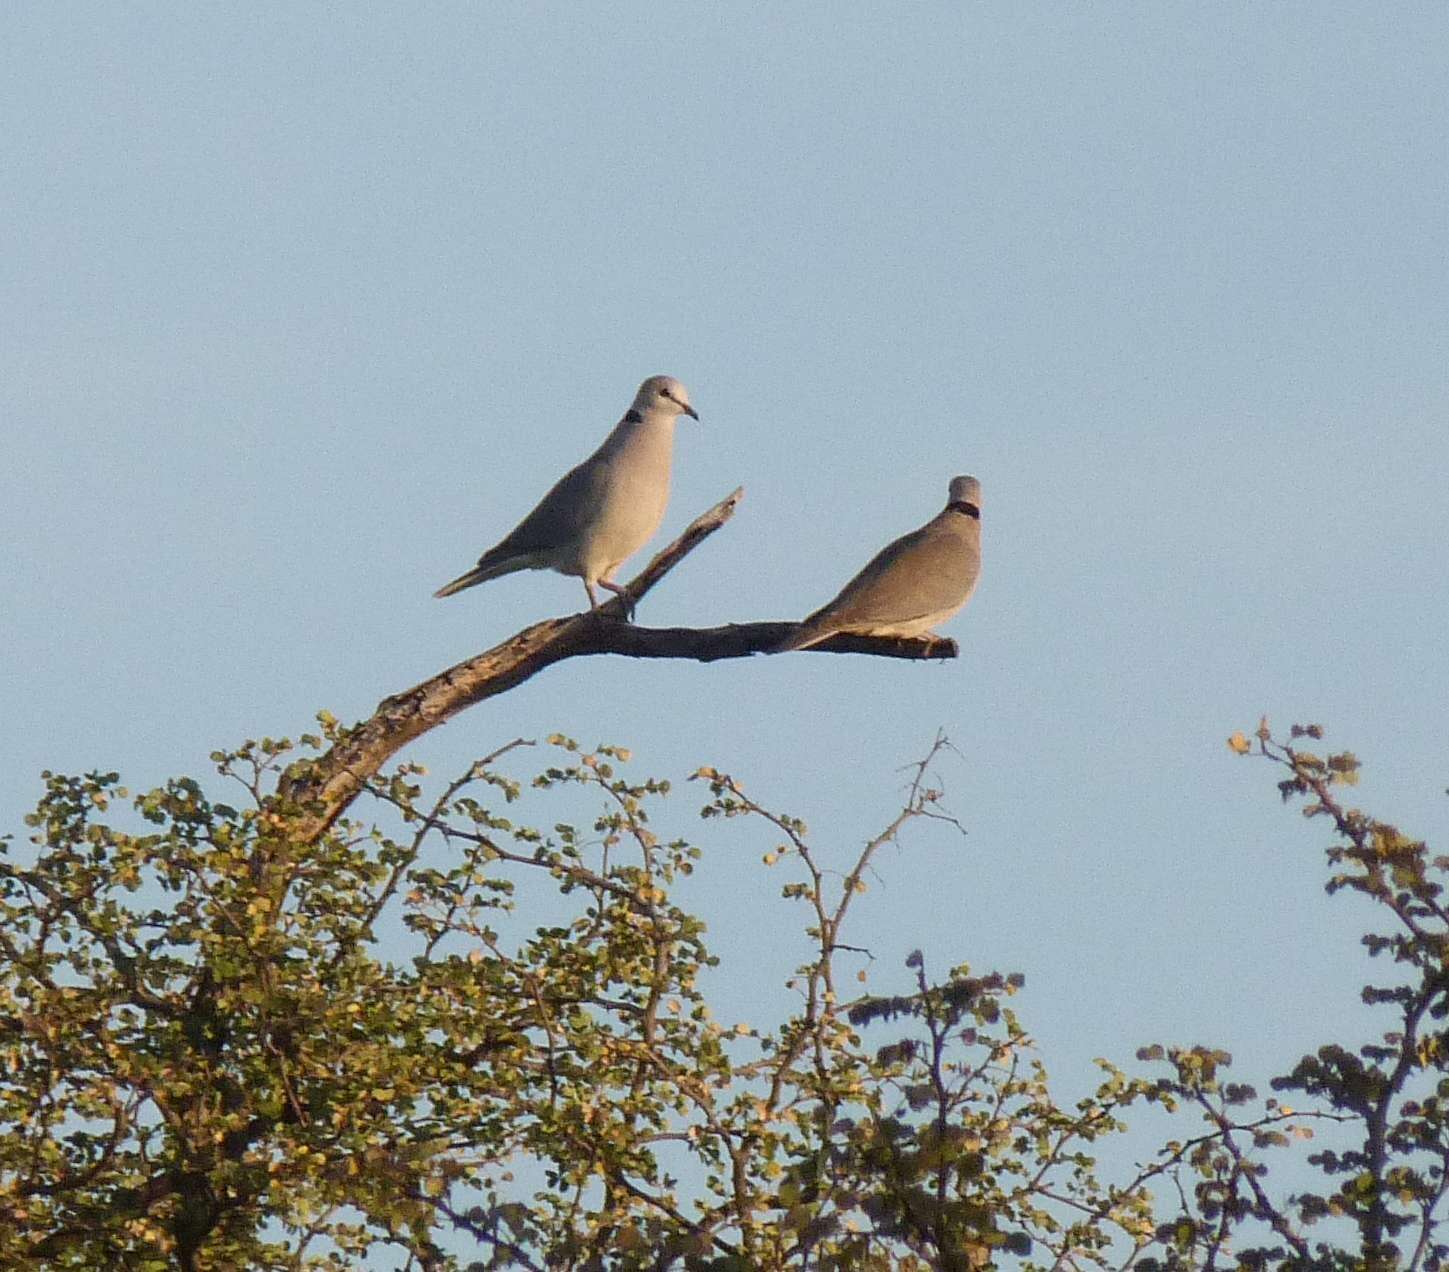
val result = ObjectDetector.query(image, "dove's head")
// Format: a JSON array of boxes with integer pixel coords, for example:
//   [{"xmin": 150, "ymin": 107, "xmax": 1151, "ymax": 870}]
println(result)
[
  {"xmin": 633, "ymin": 375, "xmax": 699, "ymax": 421},
  {"xmin": 948, "ymin": 475, "xmax": 982, "ymax": 509}
]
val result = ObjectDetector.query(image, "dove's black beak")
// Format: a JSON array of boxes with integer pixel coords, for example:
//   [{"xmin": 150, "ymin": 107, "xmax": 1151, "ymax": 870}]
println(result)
[{"xmin": 661, "ymin": 388, "xmax": 698, "ymax": 420}]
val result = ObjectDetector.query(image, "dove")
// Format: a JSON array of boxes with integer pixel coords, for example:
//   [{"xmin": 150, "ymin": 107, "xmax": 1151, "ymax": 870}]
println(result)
[
  {"xmin": 435, "ymin": 375, "xmax": 699, "ymax": 610},
  {"xmin": 776, "ymin": 475, "xmax": 981, "ymax": 652}
]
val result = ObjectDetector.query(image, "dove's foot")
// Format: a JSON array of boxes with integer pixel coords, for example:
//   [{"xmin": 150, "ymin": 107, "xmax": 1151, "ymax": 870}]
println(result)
[{"xmin": 595, "ymin": 580, "xmax": 637, "ymax": 622}]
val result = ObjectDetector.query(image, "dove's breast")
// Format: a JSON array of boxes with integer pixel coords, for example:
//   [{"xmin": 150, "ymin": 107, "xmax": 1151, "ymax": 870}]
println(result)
[{"xmin": 573, "ymin": 417, "xmax": 676, "ymax": 577}]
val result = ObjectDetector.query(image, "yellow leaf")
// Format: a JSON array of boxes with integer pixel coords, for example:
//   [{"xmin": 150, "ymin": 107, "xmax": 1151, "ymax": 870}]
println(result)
[{"xmin": 1227, "ymin": 732, "xmax": 1251, "ymax": 755}]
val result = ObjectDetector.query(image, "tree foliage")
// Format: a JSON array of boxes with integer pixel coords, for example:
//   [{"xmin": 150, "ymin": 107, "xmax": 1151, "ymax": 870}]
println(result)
[{"xmin": 0, "ymin": 719, "xmax": 1445, "ymax": 1268}]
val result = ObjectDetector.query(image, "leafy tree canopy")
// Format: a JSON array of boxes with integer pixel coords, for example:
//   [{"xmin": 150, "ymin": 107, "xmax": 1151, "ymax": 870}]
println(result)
[{"xmin": 0, "ymin": 719, "xmax": 1445, "ymax": 1269}]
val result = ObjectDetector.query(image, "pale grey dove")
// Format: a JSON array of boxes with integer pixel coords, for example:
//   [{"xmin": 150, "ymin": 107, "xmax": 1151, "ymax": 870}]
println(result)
[
  {"xmin": 435, "ymin": 375, "xmax": 699, "ymax": 610},
  {"xmin": 776, "ymin": 475, "xmax": 981, "ymax": 652}
]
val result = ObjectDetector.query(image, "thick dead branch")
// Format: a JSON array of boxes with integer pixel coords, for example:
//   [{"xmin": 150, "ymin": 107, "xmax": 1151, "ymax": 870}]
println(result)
[
  {"xmin": 587, "ymin": 622, "xmax": 957, "ymax": 662},
  {"xmin": 279, "ymin": 487, "xmax": 957, "ymax": 841}
]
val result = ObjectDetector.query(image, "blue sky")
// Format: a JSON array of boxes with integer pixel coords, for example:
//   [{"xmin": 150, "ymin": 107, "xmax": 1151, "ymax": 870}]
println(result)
[{"xmin": 4, "ymin": 0, "xmax": 1448, "ymax": 1229}]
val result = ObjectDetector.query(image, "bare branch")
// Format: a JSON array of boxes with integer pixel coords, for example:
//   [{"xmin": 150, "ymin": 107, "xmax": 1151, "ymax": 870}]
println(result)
[{"xmin": 279, "ymin": 488, "xmax": 957, "ymax": 842}]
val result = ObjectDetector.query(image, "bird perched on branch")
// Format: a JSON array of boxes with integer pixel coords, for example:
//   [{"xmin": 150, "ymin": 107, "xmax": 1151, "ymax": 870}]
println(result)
[
  {"xmin": 435, "ymin": 375, "xmax": 699, "ymax": 611},
  {"xmin": 776, "ymin": 475, "xmax": 982, "ymax": 652}
]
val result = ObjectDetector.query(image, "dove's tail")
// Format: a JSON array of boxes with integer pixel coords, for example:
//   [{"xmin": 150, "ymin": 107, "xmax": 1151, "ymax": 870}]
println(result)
[
  {"xmin": 772, "ymin": 621, "xmax": 831, "ymax": 654},
  {"xmin": 433, "ymin": 568, "xmax": 489, "ymax": 599},
  {"xmin": 433, "ymin": 553, "xmax": 531, "ymax": 599}
]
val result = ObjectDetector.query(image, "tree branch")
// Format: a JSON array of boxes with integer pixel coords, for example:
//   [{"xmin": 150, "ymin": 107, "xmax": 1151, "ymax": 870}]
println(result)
[{"xmin": 278, "ymin": 488, "xmax": 957, "ymax": 841}]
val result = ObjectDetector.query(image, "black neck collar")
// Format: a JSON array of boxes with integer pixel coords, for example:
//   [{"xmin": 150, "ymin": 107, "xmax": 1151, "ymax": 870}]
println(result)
[
  {"xmin": 948, "ymin": 500, "xmax": 980, "ymax": 519},
  {"xmin": 623, "ymin": 409, "xmax": 644, "ymax": 424}
]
